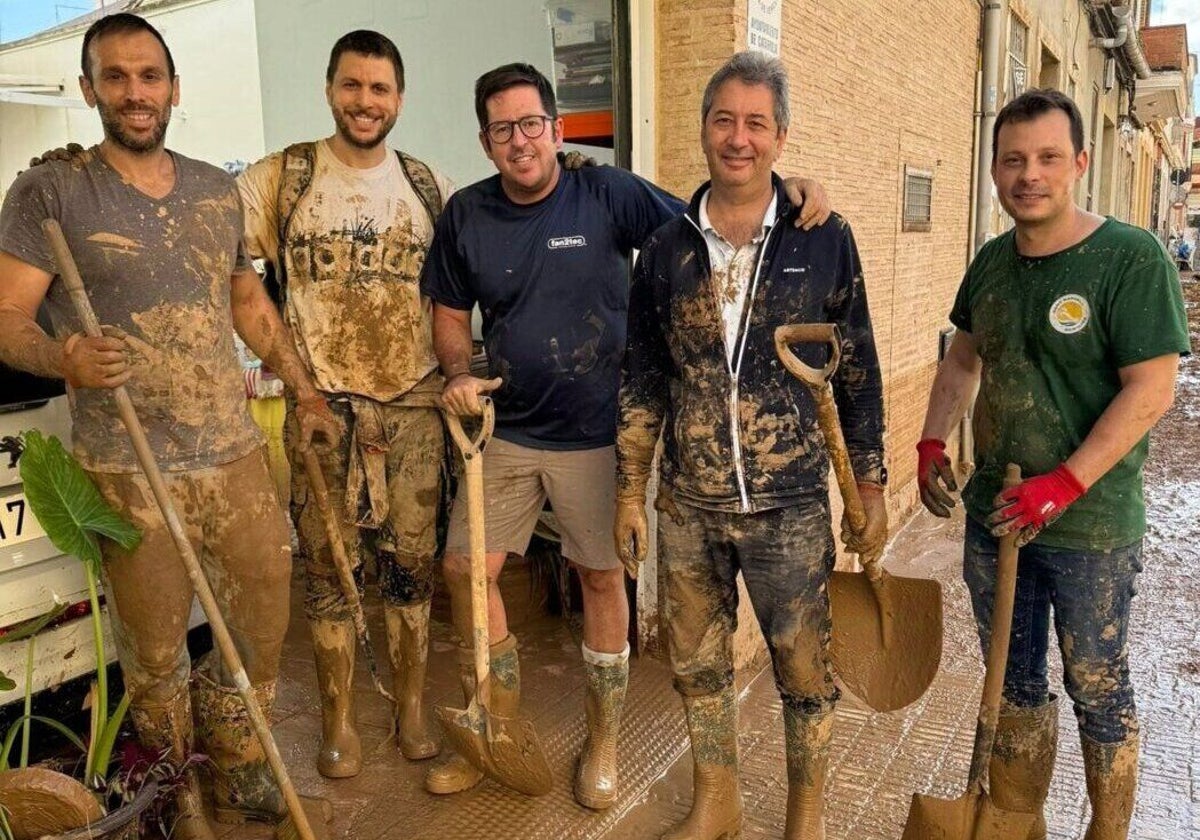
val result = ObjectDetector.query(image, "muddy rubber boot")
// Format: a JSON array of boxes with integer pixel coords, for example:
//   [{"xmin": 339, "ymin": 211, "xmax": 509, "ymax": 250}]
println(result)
[
  {"xmin": 191, "ymin": 664, "xmax": 286, "ymax": 825},
  {"xmin": 574, "ymin": 642, "xmax": 629, "ymax": 810},
  {"xmin": 782, "ymin": 707, "xmax": 834, "ymax": 840},
  {"xmin": 989, "ymin": 696, "xmax": 1059, "ymax": 839},
  {"xmin": 310, "ymin": 617, "xmax": 362, "ymax": 778},
  {"xmin": 425, "ymin": 634, "xmax": 521, "ymax": 795},
  {"xmin": 384, "ymin": 602, "xmax": 441, "ymax": 760},
  {"xmin": 1081, "ymin": 732, "xmax": 1140, "ymax": 840},
  {"xmin": 662, "ymin": 686, "xmax": 743, "ymax": 840},
  {"xmin": 129, "ymin": 688, "xmax": 216, "ymax": 840}
]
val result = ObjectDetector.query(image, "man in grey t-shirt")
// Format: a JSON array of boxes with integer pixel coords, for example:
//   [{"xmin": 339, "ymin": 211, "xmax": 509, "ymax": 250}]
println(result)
[{"xmin": 0, "ymin": 14, "xmax": 334, "ymax": 839}]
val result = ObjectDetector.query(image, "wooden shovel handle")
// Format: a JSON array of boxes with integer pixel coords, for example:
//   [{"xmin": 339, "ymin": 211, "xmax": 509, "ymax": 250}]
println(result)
[
  {"xmin": 967, "ymin": 463, "xmax": 1022, "ymax": 791},
  {"xmin": 774, "ymin": 323, "xmax": 869, "ymax": 544},
  {"xmin": 42, "ymin": 219, "xmax": 318, "ymax": 840},
  {"xmin": 444, "ymin": 402, "xmax": 496, "ymax": 698},
  {"xmin": 774, "ymin": 323, "xmax": 841, "ymax": 388}
]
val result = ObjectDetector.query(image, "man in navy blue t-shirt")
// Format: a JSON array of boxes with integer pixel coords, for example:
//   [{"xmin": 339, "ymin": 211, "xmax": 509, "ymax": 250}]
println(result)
[{"xmin": 420, "ymin": 62, "xmax": 829, "ymax": 807}]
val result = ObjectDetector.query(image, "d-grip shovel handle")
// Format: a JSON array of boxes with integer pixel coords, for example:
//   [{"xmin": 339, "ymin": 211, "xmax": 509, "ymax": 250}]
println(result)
[
  {"xmin": 774, "ymin": 324, "xmax": 872, "ymax": 565},
  {"xmin": 443, "ymin": 401, "xmax": 496, "ymax": 699}
]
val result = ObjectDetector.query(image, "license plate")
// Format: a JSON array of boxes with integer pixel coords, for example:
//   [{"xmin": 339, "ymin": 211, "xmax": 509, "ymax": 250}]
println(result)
[{"xmin": 0, "ymin": 491, "xmax": 46, "ymax": 548}]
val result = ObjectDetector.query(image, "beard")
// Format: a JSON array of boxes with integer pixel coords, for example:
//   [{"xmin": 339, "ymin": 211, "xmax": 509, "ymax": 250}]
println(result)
[
  {"xmin": 332, "ymin": 105, "xmax": 396, "ymax": 150},
  {"xmin": 97, "ymin": 99, "xmax": 171, "ymax": 153}
]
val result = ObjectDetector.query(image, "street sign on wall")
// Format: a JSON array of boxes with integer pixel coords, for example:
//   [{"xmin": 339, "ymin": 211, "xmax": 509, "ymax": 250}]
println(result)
[{"xmin": 748, "ymin": 0, "xmax": 781, "ymax": 58}]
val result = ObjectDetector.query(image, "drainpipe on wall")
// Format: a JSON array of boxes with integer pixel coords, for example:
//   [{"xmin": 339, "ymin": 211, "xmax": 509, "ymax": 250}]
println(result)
[
  {"xmin": 961, "ymin": 0, "xmax": 1005, "ymax": 474},
  {"xmin": 1095, "ymin": 3, "xmax": 1152, "ymax": 79}
]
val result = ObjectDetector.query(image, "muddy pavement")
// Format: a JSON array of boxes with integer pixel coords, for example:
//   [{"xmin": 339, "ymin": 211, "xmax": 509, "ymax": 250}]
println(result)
[{"xmin": 217, "ymin": 271, "xmax": 1199, "ymax": 839}]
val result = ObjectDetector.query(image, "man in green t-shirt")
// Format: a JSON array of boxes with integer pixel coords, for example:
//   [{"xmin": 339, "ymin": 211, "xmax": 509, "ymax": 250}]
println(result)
[{"xmin": 917, "ymin": 89, "xmax": 1189, "ymax": 840}]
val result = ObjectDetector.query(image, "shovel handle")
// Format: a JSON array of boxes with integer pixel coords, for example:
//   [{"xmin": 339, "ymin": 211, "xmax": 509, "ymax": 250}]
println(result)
[
  {"xmin": 301, "ymin": 449, "xmax": 395, "ymax": 703},
  {"xmin": 774, "ymin": 324, "xmax": 868, "ymax": 539},
  {"xmin": 774, "ymin": 323, "xmax": 841, "ymax": 388},
  {"xmin": 444, "ymin": 402, "xmax": 496, "ymax": 698},
  {"xmin": 967, "ymin": 463, "xmax": 1022, "ymax": 791},
  {"xmin": 42, "ymin": 219, "xmax": 318, "ymax": 840}
]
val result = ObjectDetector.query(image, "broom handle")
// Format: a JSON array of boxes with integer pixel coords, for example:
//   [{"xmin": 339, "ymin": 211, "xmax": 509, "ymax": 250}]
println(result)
[
  {"xmin": 301, "ymin": 449, "xmax": 394, "ymax": 702},
  {"xmin": 43, "ymin": 219, "xmax": 316, "ymax": 840},
  {"xmin": 967, "ymin": 463, "xmax": 1022, "ymax": 792}
]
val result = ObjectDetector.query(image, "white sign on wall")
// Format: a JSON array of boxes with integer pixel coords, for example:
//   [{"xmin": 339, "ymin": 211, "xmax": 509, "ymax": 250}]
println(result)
[{"xmin": 747, "ymin": 0, "xmax": 782, "ymax": 58}]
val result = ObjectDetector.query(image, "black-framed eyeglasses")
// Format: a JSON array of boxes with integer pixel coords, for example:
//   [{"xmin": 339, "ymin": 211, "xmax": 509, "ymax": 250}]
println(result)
[{"xmin": 483, "ymin": 115, "xmax": 552, "ymax": 144}]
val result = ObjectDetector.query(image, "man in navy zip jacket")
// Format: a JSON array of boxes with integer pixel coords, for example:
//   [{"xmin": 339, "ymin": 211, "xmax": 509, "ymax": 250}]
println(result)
[
  {"xmin": 614, "ymin": 52, "xmax": 886, "ymax": 839},
  {"xmin": 421, "ymin": 62, "xmax": 829, "ymax": 808}
]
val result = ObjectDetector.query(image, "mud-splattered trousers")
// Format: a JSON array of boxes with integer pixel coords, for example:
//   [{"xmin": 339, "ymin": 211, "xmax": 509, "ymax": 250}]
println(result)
[
  {"xmin": 660, "ymin": 497, "xmax": 839, "ymax": 716},
  {"xmin": 963, "ymin": 517, "xmax": 1142, "ymax": 744},
  {"xmin": 286, "ymin": 397, "xmax": 443, "ymax": 619},
  {"xmin": 93, "ymin": 448, "xmax": 292, "ymax": 703}
]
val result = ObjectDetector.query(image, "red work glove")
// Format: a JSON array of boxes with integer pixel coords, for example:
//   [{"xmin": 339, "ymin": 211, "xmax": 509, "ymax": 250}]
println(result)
[
  {"xmin": 987, "ymin": 463, "xmax": 1085, "ymax": 548},
  {"xmin": 917, "ymin": 438, "xmax": 958, "ymax": 518}
]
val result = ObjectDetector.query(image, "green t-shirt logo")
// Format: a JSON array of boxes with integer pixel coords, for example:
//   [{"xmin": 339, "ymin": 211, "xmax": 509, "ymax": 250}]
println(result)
[{"xmin": 1048, "ymin": 294, "xmax": 1089, "ymax": 334}]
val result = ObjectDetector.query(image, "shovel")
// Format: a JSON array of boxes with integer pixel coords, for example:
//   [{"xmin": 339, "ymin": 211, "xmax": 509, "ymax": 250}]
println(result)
[
  {"xmin": 901, "ymin": 464, "xmax": 1037, "ymax": 839},
  {"xmin": 436, "ymin": 402, "xmax": 553, "ymax": 796},
  {"xmin": 42, "ymin": 219, "xmax": 326, "ymax": 840},
  {"xmin": 300, "ymin": 450, "xmax": 395, "ymax": 704},
  {"xmin": 775, "ymin": 323, "xmax": 942, "ymax": 712}
]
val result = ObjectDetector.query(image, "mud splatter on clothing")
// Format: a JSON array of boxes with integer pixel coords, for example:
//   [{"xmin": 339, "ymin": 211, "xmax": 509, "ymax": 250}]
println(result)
[
  {"xmin": 951, "ymin": 218, "xmax": 1190, "ymax": 550},
  {"xmin": 618, "ymin": 176, "xmax": 884, "ymax": 514},
  {"xmin": 285, "ymin": 397, "xmax": 442, "ymax": 619},
  {"xmin": 239, "ymin": 140, "xmax": 452, "ymax": 403},
  {"xmin": 93, "ymin": 448, "xmax": 291, "ymax": 703},
  {"xmin": 0, "ymin": 149, "xmax": 262, "ymax": 472},
  {"xmin": 963, "ymin": 517, "xmax": 1141, "ymax": 743},
  {"xmin": 659, "ymin": 498, "xmax": 838, "ymax": 715}
]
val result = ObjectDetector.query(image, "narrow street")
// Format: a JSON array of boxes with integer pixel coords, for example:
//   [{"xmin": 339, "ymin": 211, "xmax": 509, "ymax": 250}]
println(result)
[{"xmin": 223, "ymin": 270, "xmax": 1200, "ymax": 839}]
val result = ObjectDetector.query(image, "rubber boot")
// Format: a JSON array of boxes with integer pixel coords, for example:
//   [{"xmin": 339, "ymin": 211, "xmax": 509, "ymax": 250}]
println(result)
[
  {"xmin": 424, "ymin": 634, "xmax": 520, "ymax": 795},
  {"xmin": 574, "ymin": 643, "xmax": 630, "ymax": 810},
  {"xmin": 191, "ymin": 663, "xmax": 285, "ymax": 825},
  {"xmin": 310, "ymin": 617, "xmax": 362, "ymax": 778},
  {"xmin": 782, "ymin": 707, "xmax": 834, "ymax": 840},
  {"xmin": 662, "ymin": 686, "xmax": 743, "ymax": 840},
  {"xmin": 384, "ymin": 602, "xmax": 441, "ymax": 760},
  {"xmin": 989, "ymin": 696, "xmax": 1059, "ymax": 839},
  {"xmin": 129, "ymin": 687, "xmax": 216, "ymax": 840},
  {"xmin": 1081, "ymin": 732, "xmax": 1140, "ymax": 840}
]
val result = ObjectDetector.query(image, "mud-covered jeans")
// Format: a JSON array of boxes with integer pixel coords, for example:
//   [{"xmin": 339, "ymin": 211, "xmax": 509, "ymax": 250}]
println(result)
[
  {"xmin": 286, "ymin": 399, "xmax": 443, "ymax": 620},
  {"xmin": 963, "ymin": 516, "xmax": 1142, "ymax": 744},
  {"xmin": 659, "ymin": 497, "xmax": 839, "ymax": 715},
  {"xmin": 93, "ymin": 448, "xmax": 292, "ymax": 704}
]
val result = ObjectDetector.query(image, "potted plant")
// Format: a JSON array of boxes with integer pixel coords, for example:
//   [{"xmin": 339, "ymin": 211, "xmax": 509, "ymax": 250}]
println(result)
[{"xmin": 0, "ymin": 431, "xmax": 188, "ymax": 839}]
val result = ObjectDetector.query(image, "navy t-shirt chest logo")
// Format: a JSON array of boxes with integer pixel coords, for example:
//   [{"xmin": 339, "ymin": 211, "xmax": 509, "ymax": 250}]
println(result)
[{"xmin": 548, "ymin": 235, "xmax": 588, "ymax": 250}]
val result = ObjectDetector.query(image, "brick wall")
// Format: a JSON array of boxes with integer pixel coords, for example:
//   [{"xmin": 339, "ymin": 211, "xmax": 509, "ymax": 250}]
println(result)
[{"xmin": 654, "ymin": 0, "xmax": 980, "ymax": 519}]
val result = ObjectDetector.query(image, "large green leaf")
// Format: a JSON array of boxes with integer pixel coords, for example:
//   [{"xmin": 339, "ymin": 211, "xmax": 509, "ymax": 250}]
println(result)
[{"xmin": 17, "ymin": 431, "xmax": 140, "ymax": 576}]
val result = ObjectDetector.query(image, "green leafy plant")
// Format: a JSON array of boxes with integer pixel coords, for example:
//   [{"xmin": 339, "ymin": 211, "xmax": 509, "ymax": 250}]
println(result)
[{"xmin": 3, "ymin": 430, "xmax": 141, "ymax": 788}]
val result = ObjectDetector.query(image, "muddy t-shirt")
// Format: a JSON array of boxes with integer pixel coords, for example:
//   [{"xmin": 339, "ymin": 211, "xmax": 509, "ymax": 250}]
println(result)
[
  {"xmin": 421, "ymin": 166, "xmax": 683, "ymax": 449},
  {"xmin": 0, "ymin": 148, "xmax": 261, "ymax": 473},
  {"xmin": 239, "ymin": 142, "xmax": 453, "ymax": 402},
  {"xmin": 950, "ymin": 218, "xmax": 1191, "ymax": 550}
]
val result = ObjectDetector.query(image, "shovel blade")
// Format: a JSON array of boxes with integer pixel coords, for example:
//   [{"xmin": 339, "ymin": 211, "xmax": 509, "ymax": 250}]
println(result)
[
  {"xmin": 829, "ymin": 569, "xmax": 943, "ymax": 711},
  {"xmin": 434, "ymin": 700, "xmax": 553, "ymax": 797},
  {"xmin": 902, "ymin": 791, "xmax": 1037, "ymax": 840}
]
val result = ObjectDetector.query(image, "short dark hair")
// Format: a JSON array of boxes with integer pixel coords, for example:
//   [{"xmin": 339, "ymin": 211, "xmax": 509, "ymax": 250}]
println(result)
[
  {"xmin": 473, "ymin": 63, "xmax": 557, "ymax": 130},
  {"xmin": 81, "ymin": 13, "xmax": 175, "ymax": 83},
  {"xmin": 326, "ymin": 30, "xmax": 405, "ymax": 92},
  {"xmin": 993, "ymin": 88, "xmax": 1085, "ymax": 156}
]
